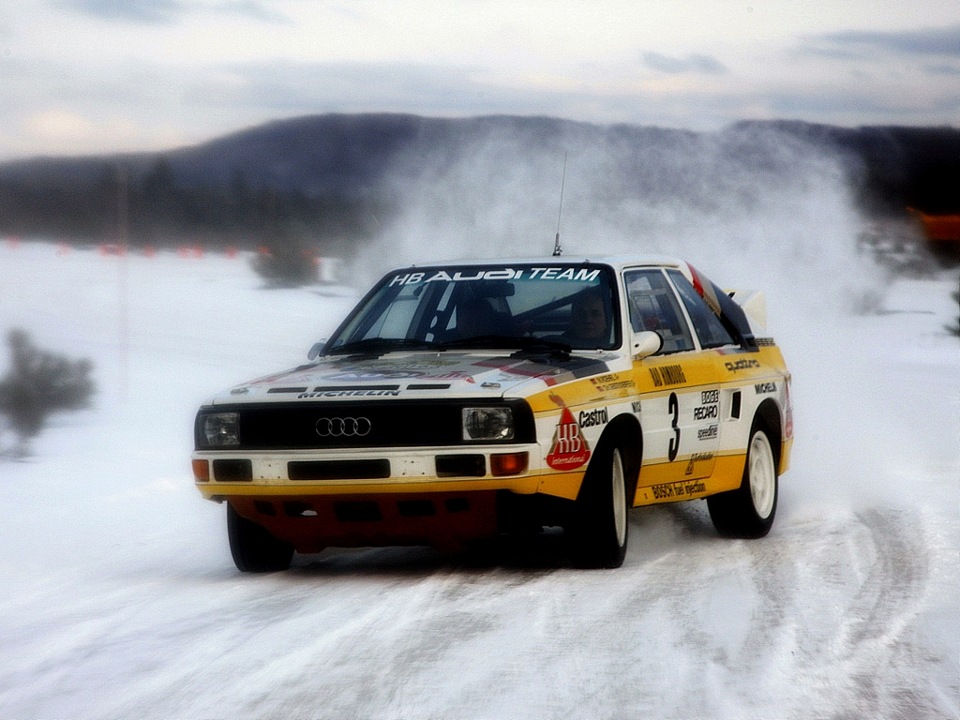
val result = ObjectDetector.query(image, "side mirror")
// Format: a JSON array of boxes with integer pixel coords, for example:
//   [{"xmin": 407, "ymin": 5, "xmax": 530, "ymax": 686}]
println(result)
[
  {"xmin": 631, "ymin": 330, "xmax": 663, "ymax": 360},
  {"xmin": 307, "ymin": 341, "xmax": 327, "ymax": 361}
]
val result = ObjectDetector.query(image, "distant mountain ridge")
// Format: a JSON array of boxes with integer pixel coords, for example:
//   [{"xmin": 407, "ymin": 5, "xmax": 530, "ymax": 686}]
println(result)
[{"xmin": 0, "ymin": 113, "xmax": 956, "ymax": 245}]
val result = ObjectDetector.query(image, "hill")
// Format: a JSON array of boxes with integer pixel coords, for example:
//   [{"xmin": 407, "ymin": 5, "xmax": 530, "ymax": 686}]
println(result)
[{"xmin": 0, "ymin": 114, "xmax": 956, "ymax": 249}]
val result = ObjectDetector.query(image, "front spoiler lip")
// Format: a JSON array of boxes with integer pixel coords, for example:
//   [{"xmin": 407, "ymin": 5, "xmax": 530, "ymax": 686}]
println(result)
[{"xmin": 197, "ymin": 476, "xmax": 542, "ymax": 499}]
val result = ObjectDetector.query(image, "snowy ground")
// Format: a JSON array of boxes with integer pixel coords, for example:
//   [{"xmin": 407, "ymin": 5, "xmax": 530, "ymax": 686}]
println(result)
[{"xmin": 0, "ymin": 241, "xmax": 957, "ymax": 719}]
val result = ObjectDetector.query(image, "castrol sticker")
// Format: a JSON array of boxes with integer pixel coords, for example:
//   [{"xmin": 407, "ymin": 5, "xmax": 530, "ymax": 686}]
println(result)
[{"xmin": 546, "ymin": 406, "xmax": 591, "ymax": 470}]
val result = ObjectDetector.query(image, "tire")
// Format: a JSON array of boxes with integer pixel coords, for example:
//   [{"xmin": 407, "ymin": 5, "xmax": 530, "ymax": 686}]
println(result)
[
  {"xmin": 572, "ymin": 441, "xmax": 630, "ymax": 568},
  {"xmin": 227, "ymin": 503, "xmax": 294, "ymax": 572},
  {"xmin": 707, "ymin": 426, "xmax": 778, "ymax": 538}
]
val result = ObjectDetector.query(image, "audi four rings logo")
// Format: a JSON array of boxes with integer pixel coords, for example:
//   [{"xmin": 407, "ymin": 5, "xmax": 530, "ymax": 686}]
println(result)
[{"xmin": 315, "ymin": 417, "xmax": 372, "ymax": 437}]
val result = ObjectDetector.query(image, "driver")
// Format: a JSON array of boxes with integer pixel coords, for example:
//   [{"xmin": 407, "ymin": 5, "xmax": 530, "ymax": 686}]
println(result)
[
  {"xmin": 456, "ymin": 297, "xmax": 499, "ymax": 338},
  {"xmin": 565, "ymin": 290, "xmax": 610, "ymax": 347}
]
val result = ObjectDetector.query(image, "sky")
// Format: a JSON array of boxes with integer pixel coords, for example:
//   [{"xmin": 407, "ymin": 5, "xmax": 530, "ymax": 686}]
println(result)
[{"xmin": 0, "ymin": 0, "xmax": 958, "ymax": 160}]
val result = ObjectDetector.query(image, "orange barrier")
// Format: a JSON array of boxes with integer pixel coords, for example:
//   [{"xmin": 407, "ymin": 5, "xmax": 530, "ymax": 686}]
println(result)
[
  {"xmin": 176, "ymin": 245, "xmax": 204, "ymax": 259},
  {"xmin": 98, "ymin": 243, "xmax": 127, "ymax": 256},
  {"xmin": 916, "ymin": 212, "xmax": 960, "ymax": 243}
]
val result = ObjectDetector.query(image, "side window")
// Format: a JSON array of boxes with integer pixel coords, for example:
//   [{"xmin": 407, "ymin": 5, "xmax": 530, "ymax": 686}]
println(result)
[
  {"xmin": 668, "ymin": 270, "xmax": 736, "ymax": 348},
  {"xmin": 623, "ymin": 269, "xmax": 694, "ymax": 354}
]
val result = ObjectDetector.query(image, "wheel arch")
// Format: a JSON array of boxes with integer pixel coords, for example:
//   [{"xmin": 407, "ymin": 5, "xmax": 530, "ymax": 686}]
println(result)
[
  {"xmin": 753, "ymin": 398, "xmax": 783, "ymax": 470},
  {"xmin": 595, "ymin": 412, "xmax": 643, "ymax": 498}
]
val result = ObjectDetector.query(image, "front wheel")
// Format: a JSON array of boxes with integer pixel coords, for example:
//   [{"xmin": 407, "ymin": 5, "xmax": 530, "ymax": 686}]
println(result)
[
  {"xmin": 571, "ymin": 442, "xmax": 630, "ymax": 568},
  {"xmin": 707, "ymin": 427, "xmax": 778, "ymax": 538},
  {"xmin": 227, "ymin": 503, "xmax": 294, "ymax": 572}
]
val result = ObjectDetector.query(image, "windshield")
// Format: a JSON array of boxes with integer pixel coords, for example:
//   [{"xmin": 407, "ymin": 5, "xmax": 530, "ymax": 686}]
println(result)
[{"xmin": 325, "ymin": 264, "xmax": 620, "ymax": 354}]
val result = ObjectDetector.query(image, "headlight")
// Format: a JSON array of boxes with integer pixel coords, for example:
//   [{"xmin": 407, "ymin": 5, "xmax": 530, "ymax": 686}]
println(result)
[
  {"xmin": 201, "ymin": 412, "xmax": 240, "ymax": 448},
  {"xmin": 462, "ymin": 407, "xmax": 514, "ymax": 441}
]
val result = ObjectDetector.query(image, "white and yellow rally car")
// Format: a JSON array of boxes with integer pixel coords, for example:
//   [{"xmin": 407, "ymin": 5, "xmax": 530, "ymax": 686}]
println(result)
[{"xmin": 193, "ymin": 256, "xmax": 793, "ymax": 571}]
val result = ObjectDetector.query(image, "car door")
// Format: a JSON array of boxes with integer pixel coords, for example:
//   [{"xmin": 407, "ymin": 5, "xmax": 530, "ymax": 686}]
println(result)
[{"xmin": 624, "ymin": 268, "xmax": 721, "ymax": 494}]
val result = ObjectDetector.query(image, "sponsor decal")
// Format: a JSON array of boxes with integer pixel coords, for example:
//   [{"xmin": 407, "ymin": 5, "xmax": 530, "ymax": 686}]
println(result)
[
  {"xmin": 590, "ymin": 373, "xmax": 635, "ymax": 392},
  {"xmin": 388, "ymin": 267, "xmax": 602, "ymax": 286},
  {"xmin": 649, "ymin": 364, "xmax": 687, "ymax": 387},
  {"xmin": 631, "ymin": 400, "xmax": 643, "ymax": 416},
  {"xmin": 684, "ymin": 452, "xmax": 715, "ymax": 476},
  {"xmin": 724, "ymin": 358, "xmax": 761, "ymax": 373},
  {"xmin": 475, "ymin": 355, "xmax": 613, "ymax": 388},
  {"xmin": 298, "ymin": 389, "xmax": 401, "ymax": 398},
  {"xmin": 578, "ymin": 407, "xmax": 609, "ymax": 428},
  {"xmin": 325, "ymin": 370, "xmax": 425, "ymax": 381},
  {"xmin": 333, "ymin": 356, "xmax": 464, "ymax": 371},
  {"xmin": 546, "ymin": 403, "xmax": 592, "ymax": 470},
  {"xmin": 693, "ymin": 404, "xmax": 719, "ymax": 420},
  {"xmin": 694, "ymin": 389, "xmax": 720, "ymax": 420},
  {"xmin": 697, "ymin": 424, "xmax": 719, "ymax": 441},
  {"xmin": 527, "ymin": 267, "xmax": 602, "ymax": 281},
  {"xmin": 651, "ymin": 478, "xmax": 708, "ymax": 500},
  {"xmin": 754, "ymin": 381, "xmax": 777, "ymax": 394}
]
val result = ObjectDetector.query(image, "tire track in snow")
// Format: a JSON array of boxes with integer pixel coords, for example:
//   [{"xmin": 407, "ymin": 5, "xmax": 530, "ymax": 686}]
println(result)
[
  {"xmin": 742, "ymin": 506, "xmax": 941, "ymax": 719},
  {"xmin": 842, "ymin": 508, "xmax": 928, "ymax": 648},
  {"xmin": 833, "ymin": 507, "xmax": 937, "ymax": 719}
]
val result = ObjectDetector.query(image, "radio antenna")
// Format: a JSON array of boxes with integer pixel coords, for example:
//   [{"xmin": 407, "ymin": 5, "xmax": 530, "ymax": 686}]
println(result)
[{"xmin": 553, "ymin": 151, "xmax": 567, "ymax": 256}]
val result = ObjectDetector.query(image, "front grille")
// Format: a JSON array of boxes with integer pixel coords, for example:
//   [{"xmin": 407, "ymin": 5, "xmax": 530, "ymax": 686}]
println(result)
[{"xmin": 196, "ymin": 399, "xmax": 534, "ymax": 450}]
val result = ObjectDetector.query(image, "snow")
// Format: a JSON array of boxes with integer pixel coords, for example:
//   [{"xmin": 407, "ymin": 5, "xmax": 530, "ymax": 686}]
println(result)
[{"xmin": 1, "ymin": 240, "xmax": 957, "ymax": 719}]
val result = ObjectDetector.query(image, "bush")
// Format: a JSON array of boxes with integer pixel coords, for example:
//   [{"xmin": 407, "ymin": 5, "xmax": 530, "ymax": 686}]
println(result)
[
  {"xmin": 0, "ymin": 329, "xmax": 95, "ymax": 455},
  {"xmin": 251, "ymin": 244, "xmax": 318, "ymax": 287},
  {"xmin": 253, "ymin": 228, "xmax": 318, "ymax": 288}
]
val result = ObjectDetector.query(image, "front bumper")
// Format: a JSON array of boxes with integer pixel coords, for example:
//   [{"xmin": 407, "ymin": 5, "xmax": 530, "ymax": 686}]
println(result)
[{"xmin": 192, "ymin": 445, "xmax": 545, "ymax": 499}]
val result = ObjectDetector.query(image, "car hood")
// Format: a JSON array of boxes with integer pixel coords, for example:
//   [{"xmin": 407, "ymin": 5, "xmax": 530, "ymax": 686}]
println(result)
[{"xmin": 205, "ymin": 350, "xmax": 623, "ymax": 405}]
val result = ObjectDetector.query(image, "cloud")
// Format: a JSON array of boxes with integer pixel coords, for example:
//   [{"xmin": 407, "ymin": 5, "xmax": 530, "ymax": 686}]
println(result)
[
  {"xmin": 185, "ymin": 61, "xmax": 527, "ymax": 116},
  {"xmin": 809, "ymin": 24, "xmax": 960, "ymax": 59},
  {"xmin": 210, "ymin": 1, "xmax": 291, "ymax": 24},
  {"xmin": 641, "ymin": 52, "xmax": 727, "ymax": 75},
  {"xmin": 60, "ymin": 0, "xmax": 187, "ymax": 24},
  {"xmin": 58, "ymin": 0, "xmax": 289, "ymax": 25},
  {"xmin": 924, "ymin": 63, "xmax": 960, "ymax": 76}
]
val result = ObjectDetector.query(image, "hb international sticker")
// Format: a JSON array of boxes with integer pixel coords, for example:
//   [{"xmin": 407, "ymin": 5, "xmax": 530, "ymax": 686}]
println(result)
[{"xmin": 546, "ymin": 406, "xmax": 591, "ymax": 470}]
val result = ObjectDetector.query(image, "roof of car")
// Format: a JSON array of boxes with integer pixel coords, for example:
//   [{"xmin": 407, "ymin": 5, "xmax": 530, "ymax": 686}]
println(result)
[{"xmin": 401, "ymin": 255, "xmax": 687, "ymax": 272}]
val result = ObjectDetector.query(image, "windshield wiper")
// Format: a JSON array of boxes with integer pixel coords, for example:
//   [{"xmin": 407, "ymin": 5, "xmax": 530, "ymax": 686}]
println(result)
[
  {"xmin": 326, "ymin": 338, "xmax": 442, "ymax": 356},
  {"xmin": 440, "ymin": 335, "xmax": 572, "ymax": 354},
  {"xmin": 508, "ymin": 336, "xmax": 573, "ymax": 356}
]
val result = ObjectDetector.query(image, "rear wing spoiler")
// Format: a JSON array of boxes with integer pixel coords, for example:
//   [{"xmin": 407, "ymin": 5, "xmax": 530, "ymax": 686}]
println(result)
[{"xmin": 727, "ymin": 289, "xmax": 767, "ymax": 335}]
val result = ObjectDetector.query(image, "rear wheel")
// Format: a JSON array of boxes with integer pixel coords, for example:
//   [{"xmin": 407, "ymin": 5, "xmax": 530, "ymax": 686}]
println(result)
[
  {"xmin": 707, "ymin": 426, "xmax": 778, "ymax": 538},
  {"xmin": 227, "ymin": 503, "xmax": 294, "ymax": 572},
  {"xmin": 572, "ymin": 442, "xmax": 629, "ymax": 568}
]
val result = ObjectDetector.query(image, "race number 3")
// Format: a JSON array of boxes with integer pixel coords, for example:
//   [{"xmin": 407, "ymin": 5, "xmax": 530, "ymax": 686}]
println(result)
[{"xmin": 668, "ymin": 392, "xmax": 680, "ymax": 462}]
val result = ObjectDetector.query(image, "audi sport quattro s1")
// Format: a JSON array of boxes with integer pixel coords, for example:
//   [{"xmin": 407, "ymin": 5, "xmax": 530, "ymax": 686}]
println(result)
[{"xmin": 192, "ymin": 256, "xmax": 793, "ymax": 571}]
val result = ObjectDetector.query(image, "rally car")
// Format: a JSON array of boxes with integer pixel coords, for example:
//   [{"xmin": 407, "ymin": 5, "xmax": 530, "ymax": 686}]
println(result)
[{"xmin": 192, "ymin": 256, "xmax": 793, "ymax": 571}]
